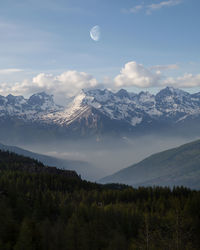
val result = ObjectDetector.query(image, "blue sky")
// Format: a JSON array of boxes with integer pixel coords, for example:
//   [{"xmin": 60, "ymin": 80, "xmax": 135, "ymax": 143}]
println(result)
[{"xmin": 0, "ymin": 0, "xmax": 200, "ymax": 100}]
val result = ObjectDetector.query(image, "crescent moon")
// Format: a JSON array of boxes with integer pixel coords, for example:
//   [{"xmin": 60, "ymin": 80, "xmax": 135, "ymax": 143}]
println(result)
[{"xmin": 90, "ymin": 25, "xmax": 100, "ymax": 41}]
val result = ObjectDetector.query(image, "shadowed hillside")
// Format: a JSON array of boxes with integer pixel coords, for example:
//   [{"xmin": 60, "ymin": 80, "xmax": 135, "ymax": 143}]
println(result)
[
  {"xmin": 100, "ymin": 139, "xmax": 200, "ymax": 189},
  {"xmin": 0, "ymin": 150, "xmax": 200, "ymax": 249}
]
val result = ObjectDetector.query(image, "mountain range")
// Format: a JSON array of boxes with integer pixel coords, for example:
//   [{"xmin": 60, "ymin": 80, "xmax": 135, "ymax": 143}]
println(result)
[
  {"xmin": 100, "ymin": 139, "xmax": 200, "ymax": 189},
  {"xmin": 0, "ymin": 86, "xmax": 200, "ymax": 142}
]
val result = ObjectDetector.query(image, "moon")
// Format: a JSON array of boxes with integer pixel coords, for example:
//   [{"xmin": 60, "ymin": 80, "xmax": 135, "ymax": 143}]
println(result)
[{"xmin": 90, "ymin": 25, "xmax": 100, "ymax": 41}]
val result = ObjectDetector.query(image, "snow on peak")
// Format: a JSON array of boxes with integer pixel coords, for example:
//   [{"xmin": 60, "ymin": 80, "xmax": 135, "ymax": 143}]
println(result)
[
  {"xmin": 158, "ymin": 86, "xmax": 189, "ymax": 97},
  {"xmin": 138, "ymin": 91, "xmax": 154, "ymax": 103},
  {"xmin": 131, "ymin": 117, "xmax": 142, "ymax": 126},
  {"xmin": 83, "ymin": 88, "xmax": 114, "ymax": 103},
  {"xmin": 0, "ymin": 87, "xmax": 200, "ymax": 128},
  {"xmin": 28, "ymin": 92, "xmax": 53, "ymax": 105},
  {"xmin": 0, "ymin": 92, "xmax": 62, "ymax": 119},
  {"xmin": 71, "ymin": 92, "xmax": 86, "ymax": 109}
]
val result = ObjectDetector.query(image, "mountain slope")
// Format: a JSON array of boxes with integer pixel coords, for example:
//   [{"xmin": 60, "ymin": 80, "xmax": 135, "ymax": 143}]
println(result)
[
  {"xmin": 0, "ymin": 87, "xmax": 200, "ymax": 142},
  {"xmin": 0, "ymin": 149, "xmax": 80, "ymax": 179},
  {"xmin": 100, "ymin": 139, "xmax": 200, "ymax": 189},
  {"xmin": 1, "ymin": 150, "xmax": 200, "ymax": 249},
  {"xmin": 0, "ymin": 142, "xmax": 95, "ymax": 180},
  {"xmin": 46, "ymin": 87, "xmax": 200, "ymax": 133}
]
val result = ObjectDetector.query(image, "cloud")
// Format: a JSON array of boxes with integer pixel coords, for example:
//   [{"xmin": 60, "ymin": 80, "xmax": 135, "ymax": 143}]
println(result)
[
  {"xmin": 150, "ymin": 64, "xmax": 179, "ymax": 71},
  {"xmin": 114, "ymin": 61, "xmax": 200, "ymax": 89},
  {"xmin": 0, "ymin": 68, "xmax": 23, "ymax": 74},
  {"xmin": 164, "ymin": 74, "xmax": 200, "ymax": 88},
  {"xmin": 148, "ymin": 0, "xmax": 182, "ymax": 13},
  {"xmin": 130, "ymin": 5, "xmax": 144, "ymax": 13},
  {"xmin": 114, "ymin": 61, "xmax": 161, "ymax": 88},
  {"xmin": 0, "ymin": 70, "xmax": 98, "ymax": 104},
  {"xmin": 126, "ymin": 0, "xmax": 182, "ymax": 14},
  {"xmin": 1, "ymin": 63, "xmax": 200, "ymax": 105}
]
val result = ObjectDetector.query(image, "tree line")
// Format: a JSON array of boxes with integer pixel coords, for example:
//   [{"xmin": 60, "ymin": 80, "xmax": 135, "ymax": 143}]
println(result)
[{"xmin": 0, "ymin": 150, "xmax": 200, "ymax": 249}]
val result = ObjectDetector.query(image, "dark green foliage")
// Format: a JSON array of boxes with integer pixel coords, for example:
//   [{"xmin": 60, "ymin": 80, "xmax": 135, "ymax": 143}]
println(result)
[{"xmin": 0, "ymin": 150, "xmax": 200, "ymax": 249}]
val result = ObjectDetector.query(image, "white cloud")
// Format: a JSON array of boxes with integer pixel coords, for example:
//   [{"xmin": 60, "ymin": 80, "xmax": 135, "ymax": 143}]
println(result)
[
  {"xmin": 130, "ymin": 5, "xmax": 144, "ymax": 13},
  {"xmin": 0, "ymin": 68, "xmax": 23, "ymax": 74},
  {"xmin": 150, "ymin": 64, "xmax": 179, "ymax": 71},
  {"xmin": 114, "ymin": 61, "xmax": 161, "ymax": 88},
  {"xmin": 127, "ymin": 0, "xmax": 182, "ymax": 14},
  {"xmin": 0, "ymin": 70, "xmax": 98, "ymax": 104},
  {"xmin": 164, "ymin": 74, "xmax": 200, "ymax": 88},
  {"xmin": 114, "ymin": 61, "xmax": 200, "ymax": 89},
  {"xmin": 148, "ymin": 0, "xmax": 182, "ymax": 12},
  {"xmin": 0, "ymin": 63, "xmax": 200, "ymax": 104}
]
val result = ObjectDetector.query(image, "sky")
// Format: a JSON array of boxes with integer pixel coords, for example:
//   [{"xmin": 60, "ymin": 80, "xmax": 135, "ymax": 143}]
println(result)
[{"xmin": 0, "ymin": 0, "xmax": 200, "ymax": 103}]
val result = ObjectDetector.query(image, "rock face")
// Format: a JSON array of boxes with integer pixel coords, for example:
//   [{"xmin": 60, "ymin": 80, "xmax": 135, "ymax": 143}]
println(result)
[{"xmin": 0, "ymin": 87, "xmax": 200, "ymax": 140}]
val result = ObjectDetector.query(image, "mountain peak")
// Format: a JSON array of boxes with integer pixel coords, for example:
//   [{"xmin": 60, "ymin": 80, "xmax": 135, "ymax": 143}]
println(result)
[
  {"xmin": 116, "ymin": 89, "xmax": 130, "ymax": 98},
  {"xmin": 6, "ymin": 94, "xmax": 15, "ymax": 98},
  {"xmin": 28, "ymin": 92, "xmax": 54, "ymax": 106},
  {"xmin": 138, "ymin": 90, "xmax": 152, "ymax": 96},
  {"xmin": 6, "ymin": 94, "xmax": 25, "ymax": 105},
  {"xmin": 158, "ymin": 86, "xmax": 189, "ymax": 96},
  {"xmin": 37, "ymin": 91, "xmax": 50, "ymax": 96},
  {"xmin": 32, "ymin": 91, "xmax": 53, "ymax": 99},
  {"xmin": 0, "ymin": 87, "xmax": 200, "ymax": 137}
]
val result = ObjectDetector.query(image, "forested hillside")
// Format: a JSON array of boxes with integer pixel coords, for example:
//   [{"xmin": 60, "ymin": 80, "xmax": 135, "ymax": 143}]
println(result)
[
  {"xmin": 101, "ymin": 139, "xmax": 200, "ymax": 189},
  {"xmin": 0, "ymin": 150, "xmax": 200, "ymax": 249}
]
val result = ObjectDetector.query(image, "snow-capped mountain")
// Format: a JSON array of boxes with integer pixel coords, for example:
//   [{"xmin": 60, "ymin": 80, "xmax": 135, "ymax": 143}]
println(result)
[
  {"xmin": 44, "ymin": 86, "xmax": 200, "ymax": 129},
  {"xmin": 0, "ymin": 92, "xmax": 63, "ymax": 120},
  {"xmin": 0, "ymin": 87, "xmax": 200, "ymax": 140}
]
